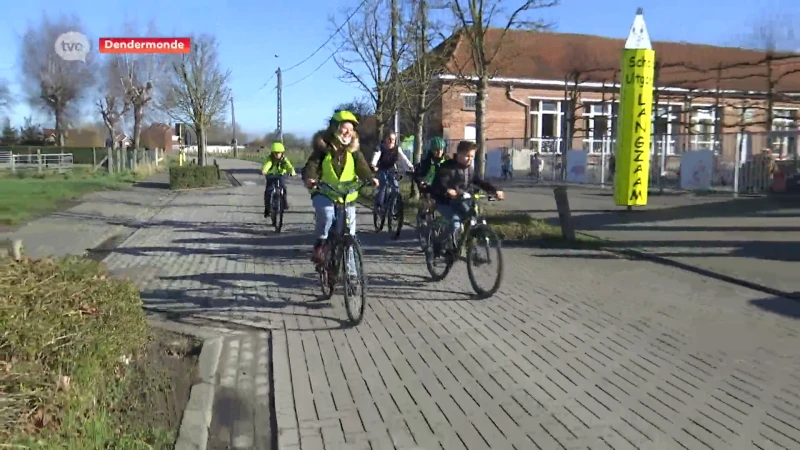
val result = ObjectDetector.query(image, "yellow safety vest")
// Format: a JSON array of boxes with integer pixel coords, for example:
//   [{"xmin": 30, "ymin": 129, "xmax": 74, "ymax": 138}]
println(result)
[{"xmin": 320, "ymin": 152, "xmax": 358, "ymax": 203}]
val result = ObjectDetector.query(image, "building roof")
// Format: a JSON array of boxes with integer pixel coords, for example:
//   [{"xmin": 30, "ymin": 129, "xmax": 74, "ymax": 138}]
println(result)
[{"xmin": 440, "ymin": 29, "xmax": 800, "ymax": 94}]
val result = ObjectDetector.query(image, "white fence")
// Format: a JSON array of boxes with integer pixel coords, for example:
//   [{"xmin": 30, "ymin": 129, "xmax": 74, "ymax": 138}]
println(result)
[
  {"xmin": 179, "ymin": 145, "xmax": 235, "ymax": 154},
  {"xmin": 478, "ymin": 131, "xmax": 800, "ymax": 195},
  {"xmin": 0, "ymin": 151, "xmax": 74, "ymax": 173}
]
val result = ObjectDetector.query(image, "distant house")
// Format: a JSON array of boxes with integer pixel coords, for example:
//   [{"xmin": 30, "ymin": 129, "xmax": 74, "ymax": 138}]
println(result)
[
  {"xmin": 141, "ymin": 123, "xmax": 178, "ymax": 150},
  {"xmin": 41, "ymin": 128, "xmax": 58, "ymax": 144}
]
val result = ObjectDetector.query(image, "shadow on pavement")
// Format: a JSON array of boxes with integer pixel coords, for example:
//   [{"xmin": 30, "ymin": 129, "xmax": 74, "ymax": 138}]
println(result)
[
  {"xmin": 133, "ymin": 180, "xmax": 171, "ymax": 189},
  {"xmin": 749, "ymin": 296, "xmax": 800, "ymax": 319}
]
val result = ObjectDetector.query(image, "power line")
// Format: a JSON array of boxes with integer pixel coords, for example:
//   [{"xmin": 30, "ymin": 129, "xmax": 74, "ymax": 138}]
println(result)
[
  {"xmin": 284, "ymin": 42, "xmax": 345, "ymax": 88},
  {"xmin": 281, "ymin": 0, "xmax": 369, "ymax": 74},
  {"xmin": 256, "ymin": 73, "xmax": 276, "ymax": 93}
]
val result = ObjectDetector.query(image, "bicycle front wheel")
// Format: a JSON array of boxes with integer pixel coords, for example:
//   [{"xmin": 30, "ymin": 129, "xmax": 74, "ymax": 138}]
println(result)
[
  {"xmin": 466, "ymin": 224, "xmax": 504, "ymax": 298},
  {"xmin": 274, "ymin": 192, "xmax": 284, "ymax": 233},
  {"xmin": 342, "ymin": 237, "xmax": 367, "ymax": 325},
  {"xmin": 390, "ymin": 195, "xmax": 404, "ymax": 240}
]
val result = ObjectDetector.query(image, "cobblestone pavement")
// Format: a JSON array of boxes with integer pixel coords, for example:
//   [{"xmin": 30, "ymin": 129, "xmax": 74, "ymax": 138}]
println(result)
[
  {"xmin": 490, "ymin": 180, "xmax": 800, "ymax": 296},
  {"xmin": 104, "ymin": 161, "xmax": 800, "ymax": 450}
]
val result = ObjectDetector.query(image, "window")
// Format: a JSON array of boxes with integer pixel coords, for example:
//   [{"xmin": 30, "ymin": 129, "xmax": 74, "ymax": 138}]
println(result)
[
  {"xmin": 772, "ymin": 109, "xmax": 797, "ymax": 157},
  {"xmin": 462, "ymin": 94, "xmax": 476, "ymax": 110},
  {"xmin": 582, "ymin": 102, "xmax": 615, "ymax": 153},
  {"xmin": 529, "ymin": 99, "xmax": 563, "ymax": 153},
  {"xmin": 690, "ymin": 107, "xmax": 718, "ymax": 151},
  {"xmin": 653, "ymin": 105, "xmax": 679, "ymax": 155}
]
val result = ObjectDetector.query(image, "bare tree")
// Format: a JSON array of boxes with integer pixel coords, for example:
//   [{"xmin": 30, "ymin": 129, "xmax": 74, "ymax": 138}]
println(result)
[
  {"xmin": 119, "ymin": 22, "xmax": 167, "ymax": 150},
  {"xmin": 159, "ymin": 34, "xmax": 231, "ymax": 166},
  {"xmin": 18, "ymin": 14, "xmax": 96, "ymax": 147},
  {"xmin": 448, "ymin": 0, "xmax": 558, "ymax": 176},
  {"xmin": 397, "ymin": 0, "xmax": 453, "ymax": 197},
  {"xmin": 332, "ymin": 0, "xmax": 407, "ymax": 138},
  {"xmin": 333, "ymin": 98, "xmax": 375, "ymax": 121},
  {"xmin": 97, "ymin": 55, "xmax": 130, "ymax": 148},
  {"xmin": 743, "ymin": 13, "xmax": 800, "ymax": 135},
  {"xmin": 0, "ymin": 80, "xmax": 12, "ymax": 113}
]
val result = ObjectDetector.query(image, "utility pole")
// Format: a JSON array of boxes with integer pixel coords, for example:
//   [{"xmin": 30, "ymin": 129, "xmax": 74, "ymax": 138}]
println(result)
[
  {"xmin": 390, "ymin": 0, "xmax": 399, "ymax": 136},
  {"xmin": 276, "ymin": 67, "xmax": 283, "ymax": 141},
  {"xmin": 230, "ymin": 97, "xmax": 237, "ymax": 158}
]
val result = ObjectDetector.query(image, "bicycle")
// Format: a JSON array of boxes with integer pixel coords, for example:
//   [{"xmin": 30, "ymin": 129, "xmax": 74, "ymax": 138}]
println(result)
[
  {"xmin": 314, "ymin": 180, "xmax": 370, "ymax": 325},
  {"xmin": 424, "ymin": 188, "xmax": 504, "ymax": 298},
  {"xmin": 415, "ymin": 183, "xmax": 437, "ymax": 251},
  {"xmin": 372, "ymin": 169, "xmax": 406, "ymax": 240},
  {"xmin": 265, "ymin": 176, "xmax": 285, "ymax": 233}
]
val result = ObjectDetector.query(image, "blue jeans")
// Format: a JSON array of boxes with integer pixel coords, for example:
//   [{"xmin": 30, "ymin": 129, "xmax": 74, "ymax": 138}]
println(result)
[
  {"xmin": 374, "ymin": 170, "xmax": 398, "ymax": 208},
  {"xmin": 312, "ymin": 194, "xmax": 357, "ymax": 275},
  {"xmin": 435, "ymin": 200, "xmax": 471, "ymax": 238}
]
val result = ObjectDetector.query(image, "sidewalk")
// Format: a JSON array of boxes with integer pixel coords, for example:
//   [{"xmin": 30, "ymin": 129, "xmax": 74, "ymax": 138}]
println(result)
[
  {"xmin": 103, "ymin": 159, "xmax": 800, "ymax": 450},
  {"xmin": 495, "ymin": 179, "xmax": 800, "ymax": 297},
  {"xmin": 0, "ymin": 171, "xmax": 177, "ymax": 258}
]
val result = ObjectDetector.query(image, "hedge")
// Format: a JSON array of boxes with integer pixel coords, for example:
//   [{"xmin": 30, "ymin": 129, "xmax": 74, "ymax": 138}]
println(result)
[{"xmin": 169, "ymin": 165, "xmax": 220, "ymax": 189}]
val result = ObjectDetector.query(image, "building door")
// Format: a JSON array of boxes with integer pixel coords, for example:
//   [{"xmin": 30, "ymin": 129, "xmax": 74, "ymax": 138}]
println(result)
[{"xmin": 464, "ymin": 124, "xmax": 476, "ymax": 141}]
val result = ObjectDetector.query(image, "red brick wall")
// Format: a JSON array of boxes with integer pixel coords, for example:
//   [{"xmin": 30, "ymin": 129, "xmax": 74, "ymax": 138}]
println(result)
[{"xmin": 434, "ymin": 80, "xmax": 799, "ymax": 161}]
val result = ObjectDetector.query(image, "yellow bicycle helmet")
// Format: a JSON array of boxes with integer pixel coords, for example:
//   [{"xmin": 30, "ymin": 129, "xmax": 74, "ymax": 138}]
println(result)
[
  {"xmin": 330, "ymin": 110, "xmax": 359, "ymax": 128},
  {"xmin": 271, "ymin": 142, "xmax": 285, "ymax": 153}
]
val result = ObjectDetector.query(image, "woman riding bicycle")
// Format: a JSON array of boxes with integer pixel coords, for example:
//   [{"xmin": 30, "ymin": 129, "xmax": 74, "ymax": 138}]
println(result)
[
  {"xmin": 261, "ymin": 141, "xmax": 296, "ymax": 217},
  {"xmin": 370, "ymin": 131, "xmax": 413, "ymax": 213},
  {"xmin": 303, "ymin": 110, "xmax": 379, "ymax": 264}
]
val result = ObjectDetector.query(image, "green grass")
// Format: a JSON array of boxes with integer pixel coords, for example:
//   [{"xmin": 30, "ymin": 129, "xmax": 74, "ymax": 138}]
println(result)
[
  {"xmin": 0, "ymin": 256, "xmax": 175, "ymax": 448},
  {"xmin": 360, "ymin": 181, "xmax": 598, "ymax": 246},
  {"xmin": 0, "ymin": 167, "xmax": 147, "ymax": 225}
]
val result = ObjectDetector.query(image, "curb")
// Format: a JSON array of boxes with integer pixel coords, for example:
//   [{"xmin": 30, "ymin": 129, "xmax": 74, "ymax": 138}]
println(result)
[{"xmin": 173, "ymin": 336, "xmax": 223, "ymax": 450}]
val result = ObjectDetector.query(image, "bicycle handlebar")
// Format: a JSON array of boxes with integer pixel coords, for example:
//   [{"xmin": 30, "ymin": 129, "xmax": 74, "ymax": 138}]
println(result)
[{"xmin": 314, "ymin": 180, "xmax": 371, "ymax": 198}]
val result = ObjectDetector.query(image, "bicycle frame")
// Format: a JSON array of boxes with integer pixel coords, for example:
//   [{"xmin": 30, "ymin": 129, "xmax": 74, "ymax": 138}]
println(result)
[
  {"xmin": 434, "ymin": 190, "xmax": 490, "ymax": 253},
  {"xmin": 378, "ymin": 170, "xmax": 402, "ymax": 208},
  {"xmin": 266, "ymin": 177, "xmax": 284, "ymax": 209}
]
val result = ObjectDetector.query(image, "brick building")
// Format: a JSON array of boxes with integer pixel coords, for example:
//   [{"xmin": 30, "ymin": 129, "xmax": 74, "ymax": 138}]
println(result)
[
  {"xmin": 141, "ymin": 123, "xmax": 178, "ymax": 150},
  {"xmin": 419, "ymin": 29, "xmax": 800, "ymax": 164}
]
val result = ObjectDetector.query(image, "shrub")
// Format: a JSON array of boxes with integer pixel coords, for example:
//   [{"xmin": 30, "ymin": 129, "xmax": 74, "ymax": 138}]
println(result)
[
  {"xmin": 0, "ymin": 256, "xmax": 150, "ymax": 443},
  {"xmin": 169, "ymin": 164, "xmax": 220, "ymax": 189}
]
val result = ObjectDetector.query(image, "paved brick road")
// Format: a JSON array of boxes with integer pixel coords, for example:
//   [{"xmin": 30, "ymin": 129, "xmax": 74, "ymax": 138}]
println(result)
[
  {"xmin": 490, "ymin": 180, "xmax": 800, "ymax": 296},
  {"xmin": 104, "ymin": 160, "xmax": 800, "ymax": 450}
]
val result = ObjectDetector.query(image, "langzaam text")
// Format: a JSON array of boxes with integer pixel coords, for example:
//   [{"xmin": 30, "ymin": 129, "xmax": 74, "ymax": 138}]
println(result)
[{"xmin": 629, "ymin": 92, "xmax": 650, "ymax": 201}]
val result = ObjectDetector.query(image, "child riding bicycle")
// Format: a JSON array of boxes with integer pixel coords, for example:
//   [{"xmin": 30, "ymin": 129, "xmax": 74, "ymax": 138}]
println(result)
[
  {"xmin": 413, "ymin": 137, "xmax": 448, "ymax": 219},
  {"xmin": 261, "ymin": 141, "xmax": 296, "ymax": 217},
  {"xmin": 429, "ymin": 140, "xmax": 505, "ymax": 247},
  {"xmin": 302, "ymin": 110, "xmax": 379, "ymax": 264}
]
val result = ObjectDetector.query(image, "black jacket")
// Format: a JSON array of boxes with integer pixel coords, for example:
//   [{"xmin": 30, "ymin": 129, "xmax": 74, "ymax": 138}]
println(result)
[
  {"xmin": 414, "ymin": 153, "xmax": 446, "ymax": 184},
  {"xmin": 430, "ymin": 159, "xmax": 497, "ymax": 203}
]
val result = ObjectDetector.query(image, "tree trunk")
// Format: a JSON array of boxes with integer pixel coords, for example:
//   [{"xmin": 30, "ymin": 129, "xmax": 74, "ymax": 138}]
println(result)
[
  {"xmin": 197, "ymin": 126, "xmax": 206, "ymax": 166},
  {"xmin": 133, "ymin": 104, "xmax": 144, "ymax": 150},
  {"xmin": 55, "ymin": 109, "xmax": 66, "ymax": 147},
  {"xmin": 105, "ymin": 125, "xmax": 116, "ymax": 150},
  {"xmin": 409, "ymin": 112, "xmax": 425, "ymax": 199},
  {"xmin": 475, "ymin": 77, "xmax": 489, "ymax": 177}
]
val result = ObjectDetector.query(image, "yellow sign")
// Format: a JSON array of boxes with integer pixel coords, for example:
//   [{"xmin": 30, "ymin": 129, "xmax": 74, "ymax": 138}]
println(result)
[{"xmin": 614, "ymin": 10, "xmax": 655, "ymax": 206}]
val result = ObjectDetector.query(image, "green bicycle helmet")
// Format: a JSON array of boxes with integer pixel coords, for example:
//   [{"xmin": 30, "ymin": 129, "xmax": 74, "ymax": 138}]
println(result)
[
  {"xmin": 330, "ymin": 110, "xmax": 359, "ymax": 128},
  {"xmin": 429, "ymin": 137, "xmax": 446, "ymax": 151}
]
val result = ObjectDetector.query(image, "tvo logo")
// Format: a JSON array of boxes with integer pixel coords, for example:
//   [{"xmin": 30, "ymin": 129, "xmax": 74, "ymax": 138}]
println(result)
[{"xmin": 55, "ymin": 31, "xmax": 90, "ymax": 62}]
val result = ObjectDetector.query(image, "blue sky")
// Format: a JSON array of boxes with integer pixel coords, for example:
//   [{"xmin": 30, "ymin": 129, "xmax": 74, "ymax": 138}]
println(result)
[{"xmin": 0, "ymin": 0, "xmax": 794, "ymax": 138}]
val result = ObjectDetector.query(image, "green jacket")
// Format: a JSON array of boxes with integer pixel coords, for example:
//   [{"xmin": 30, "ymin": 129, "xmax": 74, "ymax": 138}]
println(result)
[{"xmin": 303, "ymin": 130, "xmax": 373, "ymax": 182}]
